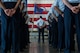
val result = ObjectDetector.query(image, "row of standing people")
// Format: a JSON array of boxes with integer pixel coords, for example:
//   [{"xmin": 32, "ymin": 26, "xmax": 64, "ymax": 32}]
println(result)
[
  {"xmin": 0, "ymin": 0, "xmax": 30, "ymax": 53},
  {"xmin": 47, "ymin": 0, "xmax": 80, "ymax": 53}
]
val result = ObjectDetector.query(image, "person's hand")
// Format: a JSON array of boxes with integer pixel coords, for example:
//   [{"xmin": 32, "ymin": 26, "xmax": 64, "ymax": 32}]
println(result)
[
  {"xmin": 61, "ymin": 13, "xmax": 64, "ymax": 18},
  {"xmin": 10, "ymin": 8, "xmax": 16, "ymax": 17},
  {"xmin": 78, "ymin": 4, "xmax": 80, "ymax": 9},
  {"xmin": 4, "ymin": 8, "xmax": 16, "ymax": 17},
  {"xmin": 39, "ymin": 26, "xmax": 43, "ymax": 29},
  {"xmin": 71, "ymin": 6, "xmax": 80, "ymax": 14},
  {"xmin": 4, "ymin": 9, "xmax": 11, "ymax": 16},
  {"xmin": 39, "ymin": 26, "xmax": 42, "ymax": 29}
]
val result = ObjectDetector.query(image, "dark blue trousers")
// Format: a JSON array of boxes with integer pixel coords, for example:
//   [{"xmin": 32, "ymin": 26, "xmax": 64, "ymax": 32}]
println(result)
[
  {"xmin": 0, "ymin": 16, "xmax": 1, "ymax": 46},
  {"xmin": 19, "ymin": 12, "xmax": 25, "ymax": 51},
  {"xmin": 51, "ymin": 18, "xmax": 58, "ymax": 48},
  {"xmin": 48, "ymin": 20, "xmax": 53, "ymax": 45},
  {"xmin": 1, "ymin": 2, "xmax": 20, "ymax": 53},
  {"xmin": 25, "ymin": 24, "xmax": 30, "ymax": 44},
  {"xmin": 48, "ymin": 26, "xmax": 52, "ymax": 44},
  {"xmin": 64, "ymin": 3, "xmax": 80, "ymax": 53},
  {"xmin": 70, "ymin": 17, "xmax": 75, "ymax": 51},
  {"xmin": 21, "ymin": 24, "xmax": 29, "ymax": 49},
  {"xmin": 38, "ymin": 28, "xmax": 44, "ymax": 43},
  {"xmin": 57, "ymin": 15, "xmax": 65, "ymax": 49}
]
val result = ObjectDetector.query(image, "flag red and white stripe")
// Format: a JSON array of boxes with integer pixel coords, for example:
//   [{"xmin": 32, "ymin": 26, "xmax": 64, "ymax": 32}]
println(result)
[{"xmin": 27, "ymin": 0, "xmax": 54, "ymax": 31}]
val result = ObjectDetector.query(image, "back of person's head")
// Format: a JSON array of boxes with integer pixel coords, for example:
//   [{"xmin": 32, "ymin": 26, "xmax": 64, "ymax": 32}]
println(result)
[{"xmin": 40, "ymin": 16, "xmax": 42, "ymax": 18}]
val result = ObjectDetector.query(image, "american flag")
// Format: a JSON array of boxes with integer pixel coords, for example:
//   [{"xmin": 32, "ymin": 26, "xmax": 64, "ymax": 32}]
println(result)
[
  {"xmin": 34, "ymin": 4, "xmax": 44, "ymax": 14},
  {"xmin": 27, "ymin": 0, "xmax": 54, "ymax": 31}
]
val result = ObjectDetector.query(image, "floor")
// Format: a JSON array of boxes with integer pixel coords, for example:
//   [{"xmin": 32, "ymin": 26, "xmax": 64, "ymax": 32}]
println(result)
[
  {"xmin": 19, "ymin": 34, "xmax": 78, "ymax": 53},
  {"xmin": 19, "ymin": 36, "xmax": 59, "ymax": 53},
  {"xmin": 0, "ymin": 32, "xmax": 79, "ymax": 53}
]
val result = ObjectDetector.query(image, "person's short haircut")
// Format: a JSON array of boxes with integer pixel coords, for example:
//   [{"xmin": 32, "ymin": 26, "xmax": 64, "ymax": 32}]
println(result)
[{"xmin": 40, "ymin": 16, "xmax": 42, "ymax": 18}]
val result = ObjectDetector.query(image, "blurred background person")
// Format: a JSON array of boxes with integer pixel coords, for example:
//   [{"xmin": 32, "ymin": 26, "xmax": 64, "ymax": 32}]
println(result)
[{"xmin": 36, "ymin": 16, "xmax": 46, "ymax": 43}]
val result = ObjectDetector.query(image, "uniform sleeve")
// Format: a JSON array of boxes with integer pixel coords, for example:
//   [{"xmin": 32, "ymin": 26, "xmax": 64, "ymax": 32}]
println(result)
[
  {"xmin": 36, "ymin": 20, "xmax": 39, "ymax": 26},
  {"xmin": 22, "ymin": 0, "xmax": 26, "ymax": 3},
  {"xmin": 46, "ymin": 11, "xmax": 51, "ymax": 20},
  {"xmin": 53, "ymin": 0, "xmax": 58, "ymax": 6},
  {"xmin": 46, "ymin": 2, "xmax": 56, "ymax": 20},
  {"xmin": 43, "ymin": 20, "xmax": 46, "ymax": 26},
  {"xmin": 46, "ymin": 6, "xmax": 53, "ymax": 20}
]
